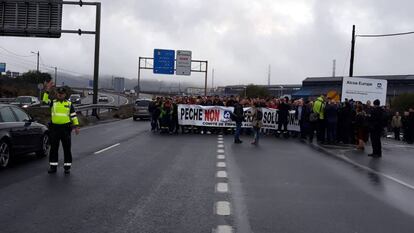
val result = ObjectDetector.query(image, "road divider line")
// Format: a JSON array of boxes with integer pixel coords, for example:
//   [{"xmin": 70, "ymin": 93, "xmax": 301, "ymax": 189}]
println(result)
[
  {"xmin": 218, "ymin": 144, "xmax": 224, "ymax": 148},
  {"xmin": 213, "ymin": 225, "xmax": 234, "ymax": 233},
  {"xmin": 217, "ymin": 149, "xmax": 225, "ymax": 153},
  {"xmin": 94, "ymin": 143, "xmax": 120, "ymax": 155},
  {"xmin": 216, "ymin": 171, "xmax": 228, "ymax": 178},
  {"xmin": 217, "ymin": 154, "xmax": 225, "ymax": 160},
  {"xmin": 215, "ymin": 201, "xmax": 231, "ymax": 216},
  {"xmin": 216, "ymin": 183, "xmax": 229, "ymax": 193},
  {"xmin": 217, "ymin": 162, "xmax": 226, "ymax": 168}
]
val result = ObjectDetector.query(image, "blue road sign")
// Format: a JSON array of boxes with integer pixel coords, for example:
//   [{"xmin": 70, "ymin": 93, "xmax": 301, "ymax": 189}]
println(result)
[
  {"xmin": 0, "ymin": 63, "xmax": 6, "ymax": 73},
  {"xmin": 153, "ymin": 49, "xmax": 175, "ymax": 75}
]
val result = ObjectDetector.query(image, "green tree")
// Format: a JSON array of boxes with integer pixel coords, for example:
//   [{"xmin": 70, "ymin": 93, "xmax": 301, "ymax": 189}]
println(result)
[
  {"xmin": 241, "ymin": 84, "xmax": 270, "ymax": 98},
  {"xmin": 391, "ymin": 93, "xmax": 414, "ymax": 112},
  {"xmin": 18, "ymin": 71, "xmax": 52, "ymax": 84}
]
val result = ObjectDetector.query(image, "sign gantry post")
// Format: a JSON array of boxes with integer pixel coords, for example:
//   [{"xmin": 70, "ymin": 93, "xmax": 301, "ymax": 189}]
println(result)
[{"xmin": 0, "ymin": 0, "xmax": 101, "ymax": 115}]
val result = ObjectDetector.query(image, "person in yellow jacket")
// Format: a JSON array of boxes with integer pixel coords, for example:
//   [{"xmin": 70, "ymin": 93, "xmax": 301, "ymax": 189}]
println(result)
[
  {"xmin": 43, "ymin": 81, "xmax": 80, "ymax": 174},
  {"xmin": 312, "ymin": 95, "xmax": 326, "ymax": 143}
]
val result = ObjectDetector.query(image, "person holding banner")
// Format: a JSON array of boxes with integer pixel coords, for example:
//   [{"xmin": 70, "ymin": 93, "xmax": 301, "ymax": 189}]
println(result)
[{"xmin": 250, "ymin": 102, "xmax": 263, "ymax": 145}]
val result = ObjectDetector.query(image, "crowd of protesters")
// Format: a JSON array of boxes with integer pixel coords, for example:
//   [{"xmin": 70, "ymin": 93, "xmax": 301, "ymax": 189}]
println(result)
[{"xmin": 147, "ymin": 95, "xmax": 414, "ymax": 151}]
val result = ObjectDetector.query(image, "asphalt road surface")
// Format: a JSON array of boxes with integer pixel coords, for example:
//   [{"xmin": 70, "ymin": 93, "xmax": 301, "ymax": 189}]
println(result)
[
  {"xmin": 1, "ymin": 120, "xmax": 414, "ymax": 233},
  {"xmin": 81, "ymin": 92, "xmax": 130, "ymax": 106}
]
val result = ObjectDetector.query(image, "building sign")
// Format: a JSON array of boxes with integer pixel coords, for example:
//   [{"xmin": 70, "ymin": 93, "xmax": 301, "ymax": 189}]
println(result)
[
  {"xmin": 153, "ymin": 49, "xmax": 175, "ymax": 75},
  {"xmin": 341, "ymin": 77, "xmax": 388, "ymax": 105},
  {"xmin": 176, "ymin": 50, "xmax": 192, "ymax": 76}
]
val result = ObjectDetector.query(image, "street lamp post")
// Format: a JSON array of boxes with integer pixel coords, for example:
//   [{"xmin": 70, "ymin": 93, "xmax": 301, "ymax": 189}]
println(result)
[{"xmin": 31, "ymin": 51, "xmax": 40, "ymax": 72}]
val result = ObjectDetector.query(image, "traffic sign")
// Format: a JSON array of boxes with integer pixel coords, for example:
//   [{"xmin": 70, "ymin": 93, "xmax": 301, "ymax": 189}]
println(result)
[
  {"xmin": 0, "ymin": 63, "xmax": 5, "ymax": 73},
  {"xmin": 153, "ymin": 49, "xmax": 175, "ymax": 75},
  {"xmin": 176, "ymin": 50, "xmax": 192, "ymax": 76},
  {"xmin": 0, "ymin": 0, "xmax": 63, "ymax": 38}
]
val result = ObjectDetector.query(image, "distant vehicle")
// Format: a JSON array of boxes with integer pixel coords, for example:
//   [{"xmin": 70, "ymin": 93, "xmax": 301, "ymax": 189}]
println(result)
[
  {"xmin": 69, "ymin": 94, "xmax": 81, "ymax": 104},
  {"xmin": 0, "ymin": 104, "xmax": 50, "ymax": 168},
  {"xmin": 11, "ymin": 96, "xmax": 40, "ymax": 108},
  {"xmin": 98, "ymin": 95, "xmax": 109, "ymax": 102},
  {"xmin": 88, "ymin": 90, "xmax": 93, "ymax": 95},
  {"xmin": 133, "ymin": 99, "xmax": 151, "ymax": 121}
]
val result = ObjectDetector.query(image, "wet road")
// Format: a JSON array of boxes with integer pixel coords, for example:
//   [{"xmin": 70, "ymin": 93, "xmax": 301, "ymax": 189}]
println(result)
[{"xmin": 1, "ymin": 120, "xmax": 414, "ymax": 233}]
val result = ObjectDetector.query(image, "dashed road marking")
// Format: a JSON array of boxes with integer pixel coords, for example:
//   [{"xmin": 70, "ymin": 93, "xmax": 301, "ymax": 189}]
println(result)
[
  {"xmin": 215, "ymin": 201, "xmax": 231, "ymax": 216},
  {"xmin": 217, "ymin": 149, "xmax": 225, "ymax": 153},
  {"xmin": 217, "ymin": 162, "xmax": 226, "ymax": 168},
  {"xmin": 214, "ymin": 225, "xmax": 234, "ymax": 233},
  {"xmin": 216, "ymin": 171, "xmax": 228, "ymax": 178},
  {"xmin": 218, "ymin": 144, "xmax": 224, "ymax": 148},
  {"xmin": 94, "ymin": 143, "xmax": 120, "ymax": 154},
  {"xmin": 216, "ymin": 183, "xmax": 229, "ymax": 193},
  {"xmin": 217, "ymin": 154, "xmax": 225, "ymax": 160}
]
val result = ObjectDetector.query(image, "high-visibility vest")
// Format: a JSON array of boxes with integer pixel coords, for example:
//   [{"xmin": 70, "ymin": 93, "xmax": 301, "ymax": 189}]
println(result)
[{"xmin": 43, "ymin": 92, "xmax": 79, "ymax": 126}]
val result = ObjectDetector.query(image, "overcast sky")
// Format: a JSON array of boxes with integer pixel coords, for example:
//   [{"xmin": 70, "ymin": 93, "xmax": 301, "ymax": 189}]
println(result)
[{"xmin": 1, "ymin": 0, "xmax": 413, "ymax": 87}]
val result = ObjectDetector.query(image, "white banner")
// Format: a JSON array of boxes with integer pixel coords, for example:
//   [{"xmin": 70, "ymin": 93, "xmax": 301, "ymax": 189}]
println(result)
[
  {"xmin": 178, "ymin": 104, "xmax": 300, "ymax": 131},
  {"xmin": 342, "ymin": 77, "xmax": 387, "ymax": 105}
]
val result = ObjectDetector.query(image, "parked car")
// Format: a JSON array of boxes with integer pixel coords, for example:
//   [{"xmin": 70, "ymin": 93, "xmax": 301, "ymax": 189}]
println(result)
[
  {"xmin": 98, "ymin": 95, "xmax": 109, "ymax": 102},
  {"xmin": 133, "ymin": 99, "xmax": 151, "ymax": 121},
  {"xmin": 69, "ymin": 94, "xmax": 81, "ymax": 104},
  {"xmin": 0, "ymin": 104, "xmax": 50, "ymax": 168},
  {"xmin": 88, "ymin": 90, "xmax": 93, "ymax": 95},
  {"xmin": 11, "ymin": 96, "xmax": 41, "ymax": 108}
]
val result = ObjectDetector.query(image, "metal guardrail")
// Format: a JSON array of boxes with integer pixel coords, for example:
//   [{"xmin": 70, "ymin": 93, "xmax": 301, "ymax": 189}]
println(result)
[
  {"xmin": 75, "ymin": 104, "xmax": 119, "ymax": 113},
  {"xmin": 0, "ymin": 98, "xmax": 16, "ymax": 104}
]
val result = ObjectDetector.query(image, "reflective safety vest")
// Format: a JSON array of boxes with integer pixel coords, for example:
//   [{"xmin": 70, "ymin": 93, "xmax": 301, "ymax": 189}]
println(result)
[{"xmin": 43, "ymin": 92, "xmax": 79, "ymax": 126}]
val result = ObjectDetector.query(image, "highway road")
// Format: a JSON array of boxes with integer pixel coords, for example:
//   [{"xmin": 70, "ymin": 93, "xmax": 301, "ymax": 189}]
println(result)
[
  {"xmin": 1, "ymin": 119, "xmax": 414, "ymax": 233},
  {"xmin": 81, "ymin": 92, "xmax": 130, "ymax": 106}
]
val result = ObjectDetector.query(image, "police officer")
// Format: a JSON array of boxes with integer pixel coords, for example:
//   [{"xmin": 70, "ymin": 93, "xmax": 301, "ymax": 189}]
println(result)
[
  {"xmin": 368, "ymin": 99, "xmax": 384, "ymax": 158},
  {"xmin": 43, "ymin": 81, "xmax": 80, "ymax": 174}
]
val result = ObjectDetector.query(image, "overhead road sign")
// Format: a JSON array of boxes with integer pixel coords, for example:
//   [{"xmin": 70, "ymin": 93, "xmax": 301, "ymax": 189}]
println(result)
[
  {"xmin": 0, "ymin": 0, "xmax": 63, "ymax": 38},
  {"xmin": 176, "ymin": 50, "xmax": 192, "ymax": 76},
  {"xmin": 0, "ymin": 63, "xmax": 5, "ymax": 72},
  {"xmin": 153, "ymin": 49, "xmax": 175, "ymax": 75}
]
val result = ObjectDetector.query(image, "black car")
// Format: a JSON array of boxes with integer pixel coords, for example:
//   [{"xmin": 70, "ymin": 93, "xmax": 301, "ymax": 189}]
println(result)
[{"xmin": 0, "ymin": 104, "xmax": 50, "ymax": 168}]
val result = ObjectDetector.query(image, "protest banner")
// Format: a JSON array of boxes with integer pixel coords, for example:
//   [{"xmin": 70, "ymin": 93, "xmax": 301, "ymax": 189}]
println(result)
[{"xmin": 178, "ymin": 104, "xmax": 300, "ymax": 132}]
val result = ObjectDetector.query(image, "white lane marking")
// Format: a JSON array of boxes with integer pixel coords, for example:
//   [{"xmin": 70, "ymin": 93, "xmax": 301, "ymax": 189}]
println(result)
[
  {"xmin": 216, "ymin": 183, "xmax": 229, "ymax": 193},
  {"xmin": 215, "ymin": 201, "xmax": 231, "ymax": 216},
  {"xmin": 218, "ymin": 135, "xmax": 223, "ymax": 138},
  {"xmin": 94, "ymin": 143, "xmax": 120, "ymax": 154},
  {"xmin": 217, "ymin": 171, "xmax": 228, "ymax": 178},
  {"xmin": 341, "ymin": 155, "xmax": 414, "ymax": 191},
  {"xmin": 218, "ymin": 140, "xmax": 224, "ymax": 143},
  {"xmin": 217, "ymin": 154, "xmax": 225, "ymax": 160},
  {"xmin": 214, "ymin": 225, "xmax": 234, "ymax": 233},
  {"xmin": 218, "ymin": 144, "xmax": 224, "ymax": 148},
  {"xmin": 217, "ymin": 149, "xmax": 225, "ymax": 153},
  {"xmin": 217, "ymin": 162, "xmax": 226, "ymax": 168}
]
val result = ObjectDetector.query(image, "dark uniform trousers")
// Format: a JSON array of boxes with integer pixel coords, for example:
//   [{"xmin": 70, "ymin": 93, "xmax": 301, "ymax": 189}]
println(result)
[
  {"xmin": 49, "ymin": 123, "xmax": 72, "ymax": 168},
  {"xmin": 370, "ymin": 130, "xmax": 382, "ymax": 156}
]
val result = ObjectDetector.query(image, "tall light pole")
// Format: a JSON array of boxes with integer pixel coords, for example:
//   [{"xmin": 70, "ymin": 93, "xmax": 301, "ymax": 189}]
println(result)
[
  {"xmin": 54, "ymin": 67, "xmax": 57, "ymax": 85},
  {"xmin": 31, "ymin": 51, "xmax": 40, "ymax": 72}
]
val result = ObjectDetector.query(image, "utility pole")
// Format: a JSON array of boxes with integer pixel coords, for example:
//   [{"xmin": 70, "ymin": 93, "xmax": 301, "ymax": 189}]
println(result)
[
  {"xmin": 212, "ymin": 68, "xmax": 215, "ymax": 90},
  {"xmin": 268, "ymin": 64, "xmax": 271, "ymax": 86},
  {"xmin": 54, "ymin": 67, "xmax": 57, "ymax": 85},
  {"xmin": 349, "ymin": 25, "xmax": 356, "ymax": 77},
  {"xmin": 31, "ymin": 51, "xmax": 40, "ymax": 72},
  {"xmin": 332, "ymin": 59, "xmax": 336, "ymax": 77}
]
